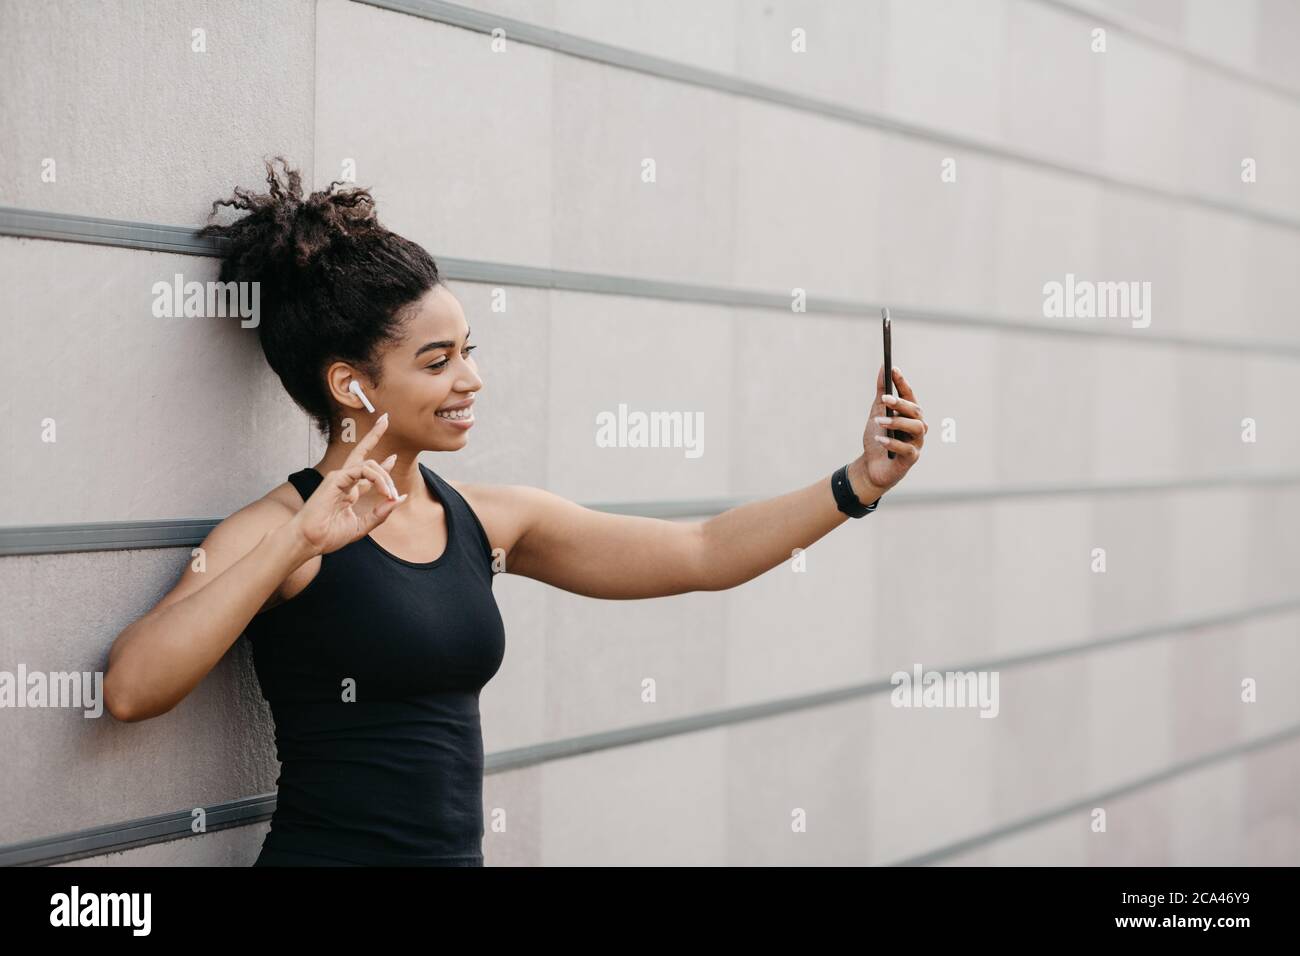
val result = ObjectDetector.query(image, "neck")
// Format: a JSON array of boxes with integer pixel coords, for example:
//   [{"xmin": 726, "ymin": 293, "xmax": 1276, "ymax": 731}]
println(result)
[{"xmin": 313, "ymin": 436, "xmax": 428, "ymax": 502}]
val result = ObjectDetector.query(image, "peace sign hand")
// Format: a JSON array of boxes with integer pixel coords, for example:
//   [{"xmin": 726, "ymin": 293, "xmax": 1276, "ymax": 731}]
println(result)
[{"xmin": 287, "ymin": 413, "xmax": 407, "ymax": 557}]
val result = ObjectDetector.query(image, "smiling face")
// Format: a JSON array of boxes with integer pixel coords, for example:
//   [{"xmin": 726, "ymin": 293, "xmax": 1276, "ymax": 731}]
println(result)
[{"xmin": 324, "ymin": 283, "xmax": 481, "ymax": 455}]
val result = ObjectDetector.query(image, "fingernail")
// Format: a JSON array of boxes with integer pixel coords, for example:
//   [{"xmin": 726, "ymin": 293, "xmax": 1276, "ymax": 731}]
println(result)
[
  {"xmin": 383, "ymin": 453, "xmax": 397, "ymax": 466},
  {"xmin": 874, "ymin": 416, "xmax": 890, "ymax": 425},
  {"xmin": 396, "ymin": 493, "xmax": 408, "ymax": 502},
  {"xmin": 874, "ymin": 435, "xmax": 891, "ymax": 444},
  {"xmin": 379, "ymin": 412, "xmax": 389, "ymax": 422},
  {"xmin": 883, "ymin": 394, "xmax": 896, "ymax": 404}
]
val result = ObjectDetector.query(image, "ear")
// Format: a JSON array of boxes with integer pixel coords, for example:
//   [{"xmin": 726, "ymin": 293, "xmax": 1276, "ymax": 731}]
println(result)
[{"xmin": 325, "ymin": 361, "xmax": 368, "ymax": 411}]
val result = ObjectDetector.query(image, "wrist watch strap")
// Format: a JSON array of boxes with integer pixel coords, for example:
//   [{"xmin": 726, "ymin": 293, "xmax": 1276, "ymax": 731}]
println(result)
[{"xmin": 832, "ymin": 464, "xmax": 880, "ymax": 518}]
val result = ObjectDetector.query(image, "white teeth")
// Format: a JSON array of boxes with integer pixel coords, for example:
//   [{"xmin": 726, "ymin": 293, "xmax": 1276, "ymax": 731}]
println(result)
[{"xmin": 436, "ymin": 407, "xmax": 473, "ymax": 420}]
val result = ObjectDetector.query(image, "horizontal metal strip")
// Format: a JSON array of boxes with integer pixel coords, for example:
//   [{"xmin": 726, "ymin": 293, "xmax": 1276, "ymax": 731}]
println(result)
[
  {"xmin": 1034, "ymin": 0, "xmax": 1300, "ymax": 106},
  {"xmin": 1, "ymin": 794, "xmax": 276, "ymax": 867},
  {"xmin": 0, "ymin": 517, "xmax": 228, "ymax": 555},
  {"xmin": 4, "ymin": 206, "xmax": 1300, "ymax": 360},
  {"xmin": 889, "ymin": 718, "xmax": 1300, "ymax": 867},
  {"xmin": 356, "ymin": 0, "xmax": 1300, "ymax": 234},
  {"xmin": 4, "ymin": 595, "xmax": 1296, "ymax": 866},
  {"xmin": 0, "ymin": 206, "xmax": 222, "ymax": 256},
  {"xmin": 2, "ymin": 471, "xmax": 1298, "ymax": 557}
]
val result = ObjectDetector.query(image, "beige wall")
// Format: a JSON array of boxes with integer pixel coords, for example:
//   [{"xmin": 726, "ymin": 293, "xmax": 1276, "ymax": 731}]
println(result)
[{"xmin": 2, "ymin": 0, "xmax": 1298, "ymax": 866}]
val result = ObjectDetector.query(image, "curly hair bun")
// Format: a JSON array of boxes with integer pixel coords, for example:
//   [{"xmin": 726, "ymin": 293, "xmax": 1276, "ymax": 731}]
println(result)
[
  {"xmin": 197, "ymin": 157, "xmax": 441, "ymax": 441},
  {"xmin": 198, "ymin": 155, "xmax": 384, "ymax": 274}
]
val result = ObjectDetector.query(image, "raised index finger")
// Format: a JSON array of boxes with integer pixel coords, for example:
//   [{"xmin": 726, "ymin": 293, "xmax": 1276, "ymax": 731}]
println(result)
[{"xmin": 344, "ymin": 412, "xmax": 389, "ymax": 468}]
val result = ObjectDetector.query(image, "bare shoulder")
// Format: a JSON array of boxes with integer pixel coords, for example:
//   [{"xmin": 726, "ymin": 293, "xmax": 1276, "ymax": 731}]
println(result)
[
  {"xmin": 440, "ymin": 480, "xmax": 627, "ymax": 572},
  {"xmin": 226, "ymin": 482, "xmax": 302, "ymax": 537},
  {"xmin": 441, "ymin": 479, "xmax": 542, "ymax": 558},
  {"xmin": 263, "ymin": 477, "xmax": 309, "ymax": 515},
  {"xmin": 439, "ymin": 480, "xmax": 705, "ymax": 597}
]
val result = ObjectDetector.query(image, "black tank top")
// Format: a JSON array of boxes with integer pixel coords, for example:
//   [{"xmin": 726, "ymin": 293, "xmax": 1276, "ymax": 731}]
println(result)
[{"xmin": 243, "ymin": 462, "xmax": 506, "ymax": 865}]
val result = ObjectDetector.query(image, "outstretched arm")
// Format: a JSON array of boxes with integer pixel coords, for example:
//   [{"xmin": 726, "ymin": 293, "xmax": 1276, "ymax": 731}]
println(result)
[{"xmin": 471, "ymin": 365, "xmax": 925, "ymax": 599}]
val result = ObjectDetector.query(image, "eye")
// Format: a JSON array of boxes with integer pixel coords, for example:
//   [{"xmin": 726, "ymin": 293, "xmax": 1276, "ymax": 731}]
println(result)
[{"xmin": 426, "ymin": 344, "xmax": 477, "ymax": 371}]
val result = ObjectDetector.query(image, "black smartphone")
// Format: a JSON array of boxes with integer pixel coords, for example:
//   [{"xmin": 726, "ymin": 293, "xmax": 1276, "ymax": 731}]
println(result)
[{"xmin": 882, "ymin": 307, "xmax": 902, "ymax": 459}]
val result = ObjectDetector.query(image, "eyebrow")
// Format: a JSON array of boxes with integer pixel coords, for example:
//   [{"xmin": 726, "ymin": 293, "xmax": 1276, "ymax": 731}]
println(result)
[{"xmin": 413, "ymin": 325, "xmax": 471, "ymax": 360}]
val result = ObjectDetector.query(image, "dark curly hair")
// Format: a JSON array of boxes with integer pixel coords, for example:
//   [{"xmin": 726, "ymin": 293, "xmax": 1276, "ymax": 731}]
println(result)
[{"xmin": 197, "ymin": 156, "xmax": 441, "ymax": 440}]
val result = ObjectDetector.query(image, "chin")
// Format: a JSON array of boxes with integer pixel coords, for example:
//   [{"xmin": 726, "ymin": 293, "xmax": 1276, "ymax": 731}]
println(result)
[{"xmin": 429, "ymin": 429, "xmax": 471, "ymax": 450}]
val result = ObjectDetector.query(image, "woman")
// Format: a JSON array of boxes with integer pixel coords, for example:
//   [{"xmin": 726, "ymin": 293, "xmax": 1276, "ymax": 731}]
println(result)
[{"xmin": 102, "ymin": 158, "xmax": 927, "ymax": 866}]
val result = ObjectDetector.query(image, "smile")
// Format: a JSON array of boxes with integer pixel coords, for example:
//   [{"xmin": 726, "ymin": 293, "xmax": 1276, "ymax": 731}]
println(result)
[{"xmin": 435, "ymin": 408, "xmax": 475, "ymax": 428}]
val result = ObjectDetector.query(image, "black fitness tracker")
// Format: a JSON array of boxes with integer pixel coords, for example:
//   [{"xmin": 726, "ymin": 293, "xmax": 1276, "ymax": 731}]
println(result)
[{"xmin": 832, "ymin": 464, "xmax": 880, "ymax": 518}]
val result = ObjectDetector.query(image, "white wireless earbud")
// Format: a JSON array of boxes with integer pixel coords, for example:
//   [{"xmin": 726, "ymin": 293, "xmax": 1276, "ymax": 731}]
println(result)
[{"xmin": 348, "ymin": 379, "xmax": 376, "ymax": 414}]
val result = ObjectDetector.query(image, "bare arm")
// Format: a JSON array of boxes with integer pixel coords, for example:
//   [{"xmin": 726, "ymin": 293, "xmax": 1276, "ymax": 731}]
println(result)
[
  {"xmin": 482, "ymin": 483, "xmax": 708, "ymax": 599},
  {"xmin": 488, "ymin": 459, "xmax": 884, "ymax": 598},
  {"xmin": 105, "ymin": 414, "xmax": 405, "ymax": 722},
  {"xmin": 490, "ymin": 365, "xmax": 925, "ymax": 598},
  {"xmin": 696, "ymin": 458, "xmax": 885, "ymax": 591},
  {"xmin": 103, "ymin": 504, "xmax": 317, "ymax": 722}
]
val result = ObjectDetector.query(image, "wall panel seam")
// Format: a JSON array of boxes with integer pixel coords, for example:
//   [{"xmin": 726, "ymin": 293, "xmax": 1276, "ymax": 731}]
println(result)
[
  {"xmin": 3, "ymin": 208, "xmax": 1299, "ymax": 360},
  {"xmin": 3, "ymin": 472, "xmax": 1299, "ymax": 555}
]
